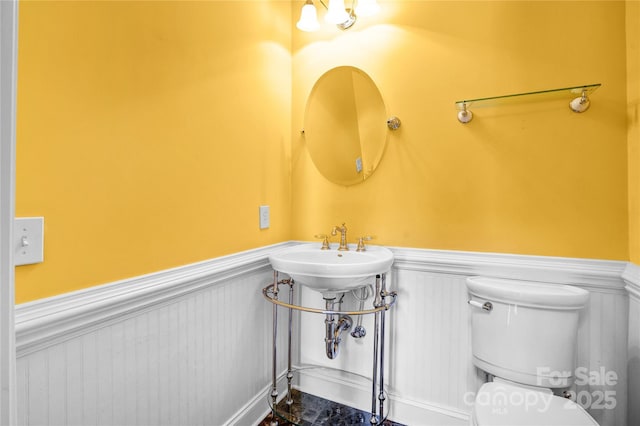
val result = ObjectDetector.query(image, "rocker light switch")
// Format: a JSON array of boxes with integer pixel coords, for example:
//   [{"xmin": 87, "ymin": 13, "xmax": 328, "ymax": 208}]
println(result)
[{"xmin": 14, "ymin": 217, "xmax": 44, "ymax": 266}]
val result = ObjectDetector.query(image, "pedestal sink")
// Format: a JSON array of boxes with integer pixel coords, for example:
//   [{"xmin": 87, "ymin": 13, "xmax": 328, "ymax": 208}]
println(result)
[{"xmin": 268, "ymin": 243, "xmax": 394, "ymax": 298}]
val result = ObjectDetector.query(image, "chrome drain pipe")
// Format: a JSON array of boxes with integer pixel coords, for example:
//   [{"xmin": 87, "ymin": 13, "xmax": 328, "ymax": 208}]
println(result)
[{"xmin": 324, "ymin": 296, "xmax": 352, "ymax": 359}]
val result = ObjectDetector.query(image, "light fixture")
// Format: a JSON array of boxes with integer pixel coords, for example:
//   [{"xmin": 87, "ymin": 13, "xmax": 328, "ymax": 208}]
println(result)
[
  {"xmin": 325, "ymin": 0, "xmax": 351, "ymax": 24},
  {"xmin": 569, "ymin": 90, "xmax": 590, "ymax": 113},
  {"xmin": 296, "ymin": 0, "xmax": 321, "ymax": 32},
  {"xmin": 296, "ymin": 0, "xmax": 380, "ymax": 32}
]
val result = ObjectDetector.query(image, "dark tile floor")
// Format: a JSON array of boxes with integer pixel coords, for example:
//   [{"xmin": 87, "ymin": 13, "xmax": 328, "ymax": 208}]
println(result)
[{"xmin": 258, "ymin": 389, "xmax": 405, "ymax": 426}]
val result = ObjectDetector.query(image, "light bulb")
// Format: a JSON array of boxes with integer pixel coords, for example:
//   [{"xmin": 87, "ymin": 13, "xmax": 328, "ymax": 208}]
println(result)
[
  {"xmin": 325, "ymin": 0, "xmax": 350, "ymax": 24},
  {"xmin": 296, "ymin": 0, "xmax": 320, "ymax": 32}
]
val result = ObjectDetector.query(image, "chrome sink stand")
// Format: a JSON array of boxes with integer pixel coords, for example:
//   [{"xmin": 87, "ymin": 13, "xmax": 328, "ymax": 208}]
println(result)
[{"xmin": 263, "ymin": 271, "xmax": 397, "ymax": 425}]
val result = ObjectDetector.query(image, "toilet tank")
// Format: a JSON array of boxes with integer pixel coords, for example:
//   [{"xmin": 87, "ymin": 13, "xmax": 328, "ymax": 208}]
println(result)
[{"xmin": 466, "ymin": 276, "xmax": 589, "ymax": 389}]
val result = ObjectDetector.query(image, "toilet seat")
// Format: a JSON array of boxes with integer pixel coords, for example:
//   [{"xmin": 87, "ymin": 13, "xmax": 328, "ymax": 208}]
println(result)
[{"xmin": 472, "ymin": 382, "xmax": 598, "ymax": 426}]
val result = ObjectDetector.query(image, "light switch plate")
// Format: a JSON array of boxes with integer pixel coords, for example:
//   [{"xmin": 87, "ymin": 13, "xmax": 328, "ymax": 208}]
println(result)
[
  {"xmin": 14, "ymin": 217, "xmax": 44, "ymax": 266},
  {"xmin": 259, "ymin": 205, "xmax": 270, "ymax": 229}
]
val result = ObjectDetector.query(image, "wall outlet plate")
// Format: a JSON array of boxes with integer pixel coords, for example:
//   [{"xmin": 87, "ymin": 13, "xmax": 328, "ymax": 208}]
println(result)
[
  {"xmin": 259, "ymin": 205, "xmax": 270, "ymax": 229},
  {"xmin": 14, "ymin": 217, "xmax": 44, "ymax": 266}
]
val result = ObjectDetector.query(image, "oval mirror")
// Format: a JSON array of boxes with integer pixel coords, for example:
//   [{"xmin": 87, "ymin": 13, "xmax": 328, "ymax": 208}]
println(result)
[{"xmin": 304, "ymin": 66, "xmax": 388, "ymax": 186}]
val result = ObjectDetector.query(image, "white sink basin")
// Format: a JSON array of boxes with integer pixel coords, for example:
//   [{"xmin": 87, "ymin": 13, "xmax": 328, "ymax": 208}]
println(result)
[{"xmin": 268, "ymin": 243, "xmax": 394, "ymax": 298}]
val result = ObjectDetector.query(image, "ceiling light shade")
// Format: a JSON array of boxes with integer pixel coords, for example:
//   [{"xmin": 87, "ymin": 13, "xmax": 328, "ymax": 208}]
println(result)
[
  {"xmin": 325, "ymin": 0, "xmax": 350, "ymax": 24},
  {"xmin": 296, "ymin": 0, "xmax": 321, "ymax": 32},
  {"xmin": 355, "ymin": 0, "xmax": 381, "ymax": 17}
]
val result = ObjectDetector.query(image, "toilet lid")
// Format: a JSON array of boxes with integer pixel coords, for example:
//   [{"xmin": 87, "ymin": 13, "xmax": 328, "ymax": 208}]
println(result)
[{"xmin": 473, "ymin": 382, "xmax": 598, "ymax": 426}]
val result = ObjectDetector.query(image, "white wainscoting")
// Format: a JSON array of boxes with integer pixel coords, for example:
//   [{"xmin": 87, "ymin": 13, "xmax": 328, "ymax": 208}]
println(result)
[
  {"xmin": 14, "ymin": 244, "xmax": 292, "ymax": 426},
  {"xmin": 624, "ymin": 262, "xmax": 640, "ymax": 426},
  {"xmin": 14, "ymin": 243, "xmax": 632, "ymax": 426},
  {"xmin": 298, "ymin": 246, "xmax": 629, "ymax": 426}
]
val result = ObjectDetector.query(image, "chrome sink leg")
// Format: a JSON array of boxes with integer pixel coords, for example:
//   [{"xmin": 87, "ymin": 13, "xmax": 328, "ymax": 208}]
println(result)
[
  {"xmin": 370, "ymin": 274, "xmax": 382, "ymax": 425},
  {"xmin": 378, "ymin": 275, "xmax": 387, "ymax": 421},
  {"xmin": 270, "ymin": 271, "xmax": 279, "ymax": 425},
  {"xmin": 286, "ymin": 281, "xmax": 294, "ymax": 406}
]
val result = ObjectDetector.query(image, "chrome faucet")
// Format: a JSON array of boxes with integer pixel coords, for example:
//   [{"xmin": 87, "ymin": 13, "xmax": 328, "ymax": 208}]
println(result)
[{"xmin": 331, "ymin": 223, "xmax": 349, "ymax": 251}]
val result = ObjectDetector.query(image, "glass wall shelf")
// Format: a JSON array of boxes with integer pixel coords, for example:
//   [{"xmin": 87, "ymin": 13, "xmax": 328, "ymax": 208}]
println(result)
[{"xmin": 455, "ymin": 83, "xmax": 601, "ymax": 110}]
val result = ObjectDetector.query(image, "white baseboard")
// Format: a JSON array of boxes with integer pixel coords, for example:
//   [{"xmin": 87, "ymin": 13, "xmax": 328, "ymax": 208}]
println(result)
[
  {"xmin": 225, "ymin": 369, "xmax": 289, "ymax": 426},
  {"xmin": 294, "ymin": 366, "xmax": 468, "ymax": 426}
]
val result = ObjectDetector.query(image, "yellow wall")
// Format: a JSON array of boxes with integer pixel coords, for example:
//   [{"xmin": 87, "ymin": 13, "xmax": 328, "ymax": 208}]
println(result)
[
  {"xmin": 16, "ymin": 1, "xmax": 635, "ymax": 302},
  {"xmin": 628, "ymin": 0, "xmax": 640, "ymax": 265},
  {"xmin": 292, "ymin": 1, "xmax": 629, "ymax": 261},
  {"xmin": 15, "ymin": 0, "xmax": 292, "ymax": 302}
]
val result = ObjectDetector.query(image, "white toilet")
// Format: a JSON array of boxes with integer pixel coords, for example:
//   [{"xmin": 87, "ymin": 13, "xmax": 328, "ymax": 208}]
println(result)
[{"xmin": 466, "ymin": 276, "xmax": 599, "ymax": 426}]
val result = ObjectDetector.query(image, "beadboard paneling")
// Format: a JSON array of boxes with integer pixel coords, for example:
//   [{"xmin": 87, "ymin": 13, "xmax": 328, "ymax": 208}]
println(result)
[
  {"xmin": 297, "ymin": 247, "xmax": 629, "ymax": 425},
  {"xmin": 15, "ymin": 243, "xmax": 289, "ymax": 357},
  {"xmin": 624, "ymin": 262, "xmax": 640, "ymax": 426},
  {"xmin": 389, "ymin": 271, "xmax": 478, "ymax": 416},
  {"xmin": 574, "ymin": 285, "xmax": 628, "ymax": 426},
  {"xmin": 14, "ymin": 243, "xmax": 631, "ymax": 426},
  {"xmin": 15, "ymin": 245, "xmax": 293, "ymax": 426}
]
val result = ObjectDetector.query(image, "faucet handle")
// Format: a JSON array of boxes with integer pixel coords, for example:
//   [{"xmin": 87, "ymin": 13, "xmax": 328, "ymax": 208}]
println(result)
[
  {"xmin": 314, "ymin": 234, "xmax": 331, "ymax": 250},
  {"xmin": 356, "ymin": 235, "xmax": 375, "ymax": 252}
]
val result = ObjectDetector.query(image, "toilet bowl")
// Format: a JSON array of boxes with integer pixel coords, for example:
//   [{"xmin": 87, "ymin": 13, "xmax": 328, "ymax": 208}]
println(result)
[
  {"xmin": 466, "ymin": 276, "xmax": 598, "ymax": 426},
  {"xmin": 471, "ymin": 381, "xmax": 598, "ymax": 426}
]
